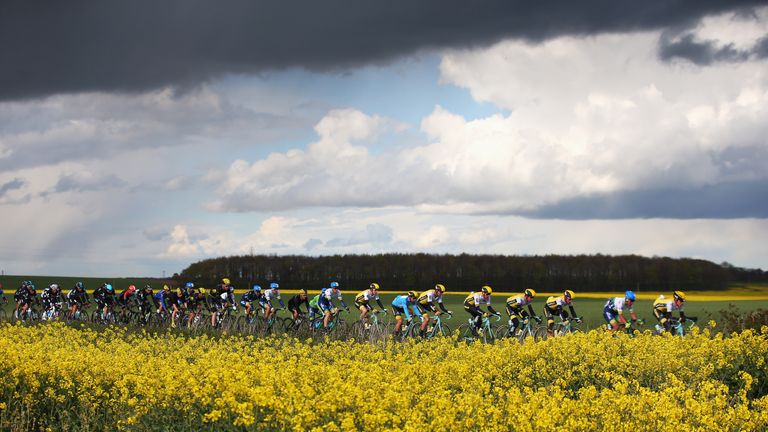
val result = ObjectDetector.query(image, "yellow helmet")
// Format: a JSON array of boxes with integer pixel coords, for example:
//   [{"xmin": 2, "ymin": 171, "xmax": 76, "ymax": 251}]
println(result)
[
  {"xmin": 222, "ymin": 278, "xmax": 231, "ymax": 285},
  {"xmin": 369, "ymin": 283, "xmax": 380, "ymax": 290},
  {"xmin": 524, "ymin": 288, "xmax": 536, "ymax": 298},
  {"xmin": 481, "ymin": 285, "xmax": 493, "ymax": 295},
  {"xmin": 163, "ymin": 284, "xmax": 170, "ymax": 291},
  {"xmin": 673, "ymin": 291, "xmax": 686, "ymax": 301},
  {"xmin": 407, "ymin": 291, "xmax": 417, "ymax": 298},
  {"xmin": 564, "ymin": 290, "xmax": 575, "ymax": 300},
  {"xmin": 434, "ymin": 284, "xmax": 446, "ymax": 292},
  {"xmin": 198, "ymin": 287, "xmax": 207, "ymax": 295}
]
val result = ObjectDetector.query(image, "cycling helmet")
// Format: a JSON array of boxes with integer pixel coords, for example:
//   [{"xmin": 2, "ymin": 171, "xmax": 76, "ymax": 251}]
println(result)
[
  {"xmin": 673, "ymin": 291, "xmax": 686, "ymax": 302},
  {"xmin": 524, "ymin": 288, "xmax": 536, "ymax": 298},
  {"xmin": 407, "ymin": 291, "xmax": 417, "ymax": 298},
  {"xmin": 50, "ymin": 284, "xmax": 59, "ymax": 290},
  {"xmin": 435, "ymin": 284, "xmax": 446, "ymax": 292},
  {"xmin": 105, "ymin": 284, "xmax": 114, "ymax": 292},
  {"xmin": 76, "ymin": 282, "xmax": 84, "ymax": 290},
  {"xmin": 299, "ymin": 289, "xmax": 308, "ymax": 295},
  {"xmin": 143, "ymin": 284, "xmax": 152, "ymax": 290},
  {"xmin": 330, "ymin": 281, "xmax": 340, "ymax": 288},
  {"xmin": 185, "ymin": 282, "xmax": 194, "ymax": 289},
  {"xmin": 625, "ymin": 290, "xmax": 636, "ymax": 302},
  {"xmin": 252, "ymin": 284, "xmax": 262, "ymax": 292},
  {"xmin": 176, "ymin": 288, "xmax": 183, "ymax": 296},
  {"xmin": 222, "ymin": 278, "xmax": 231, "ymax": 285},
  {"xmin": 564, "ymin": 290, "xmax": 575, "ymax": 300},
  {"xmin": 369, "ymin": 283, "xmax": 380, "ymax": 290},
  {"xmin": 270, "ymin": 282, "xmax": 279, "ymax": 289},
  {"xmin": 128, "ymin": 284, "xmax": 136, "ymax": 291},
  {"xmin": 163, "ymin": 285, "xmax": 170, "ymax": 291},
  {"xmin": 481, "ymin": 286, "xmax": 493, "ymax": 295}
]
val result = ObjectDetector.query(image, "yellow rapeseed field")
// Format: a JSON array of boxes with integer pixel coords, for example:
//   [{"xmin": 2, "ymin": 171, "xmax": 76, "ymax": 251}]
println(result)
[{"xmin": 1, "ymin": 322, "xmax": 767, "ymax": 431}]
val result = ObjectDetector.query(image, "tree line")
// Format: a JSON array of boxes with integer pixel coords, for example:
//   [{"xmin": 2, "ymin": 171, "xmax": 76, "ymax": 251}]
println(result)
[{"xmin": 178, "ymin": 253, "xmax": 766, "ymax": 293}]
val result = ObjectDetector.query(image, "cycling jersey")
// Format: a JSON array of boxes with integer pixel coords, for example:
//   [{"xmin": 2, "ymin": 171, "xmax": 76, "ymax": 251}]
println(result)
[
  {"xmin": 67, "ymin": 289, "xmax": 89, "ymax": 304},
  {"xmin": 391, "ymin": 295, "xmax": 421, "ymax": 320},
  {"xmin": 416, "ymin": 289, "xmax": 449, "ymax": 314},
  {"xmin": 544, "ymin": 296, "xmax": 577, "ymax": 329},
  {"xmin": 603, "ymin": 297, "xmax": 634, "ymax": 323},
  {"xmin": 505, "ymin": 294, "xmax": 535, "ymax": 318},
  {"xmin": 355, "ymin": 289, "xmax": 385, "ymax": 311},
  {"xmin": 41, "ymin": 288, "xmax": 62, "ymax": 308},
  {"xmin": 240, "ymin": 291, "xmax": 262, "ymax": 306},
  {"xmin": 653, "ymin": 296, "xmax": 683, "ymax": 313},
  {"xmin": 154, "ymin": 291, "xmax": 170, "ymax": 309},
  {"xmin": 464, "ymin": 292, "xmax": 491, "ymax": 307},
  {"xmin": 287, "ymin": 295, "xmax": 310, "ymax": 314},
  {"xmin": 318, "ymin": 288, "xmax": 346, "ymax": 311},
  {"xmin": 260, "ymin": 288, "xmax": 285, "ymax": 308}
]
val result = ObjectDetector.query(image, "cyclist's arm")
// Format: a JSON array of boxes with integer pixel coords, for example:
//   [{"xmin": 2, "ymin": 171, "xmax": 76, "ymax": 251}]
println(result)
[
  {"xmin": 278, "ymin": 297, "xmax": 286, "ymax": 308},
  {"xmin": 438, "ymin": 300, "xmax": 450, "ymax": 313},
  {"xmin": 568, "ymin": 305, "xmax": 577, "ymax": 318},
  {"xmin": 525, "ymin": 304, "xmax": 535, "ymax": 318},
  {"xmin": 487, "ymin": 305, "xmax": 499, "ymax": 315},
  {"xmin": 376, "ymin": 298, "xmax": 385, "ymax": 310}
]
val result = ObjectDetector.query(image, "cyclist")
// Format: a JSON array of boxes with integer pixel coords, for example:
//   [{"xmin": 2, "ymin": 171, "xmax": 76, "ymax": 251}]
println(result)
[
  {"xmin": 66, "ymin": 282, "xmax": 90, "ymax": 318},
  {"xmin": 135, "ymin": 285, "xmax": 155, "ymax": 322},
  {"xmin": 604, "ymin": 290, "xmax": 639, "ymax": 334},
  {"xmin": 416, "ymin": 284, "xmax": 452, "ymax": 337},
  {"xmin": 0, "ymin": 282, "xmax": 5, "ymax": 304},
  {"xmin": 116, "ymin": 284, "xmax": 138, "ymax": 316},
  {"xmin": 261, "ymin": 282, "xmax": 285, "ymax": 321},
  {"xmin": 287, "ymin": 289, "xmax": 310, "ymax": 322},
  {"xmin": 505, "ymin": 288, "xmax": 540, "ymax": 337},
  {"xmin": 318, "ymin": 282, "xmax": 348, "ymax": 329},
  {"xmin": 167, "ymin": 287, "xmax": 186, "ymax": 328},
  {"xmin": 185, "ymin": 287, "xmax": 206, "ymax": 327},
  {"xmin": 154, "ymin": 285, "xmax": 171, "ymax": 315},
  {"xmin": 653, "ymin": 291, "xmax": 691, "ymax": 333},
  {"xmin": 544, "ymin": 290, "xmax": 580, "ymax": 335},
  {"xmin": 240, "ymin": 285, "xmax": 263, "ymax": 319},
  {"xmin": 463, "ymin": 286, "xmax": 500, "ymax": 336},
  {"xmin": 14, "ymin": 280, "xmax": 34, "ymax": 319},
  {"xmin": 391, "ymin": 291, "xmax": 422, "ymax": 336},
  {"xmin": 355, "ymin": 283, "xmax": 386, "ymax": 324},
  {"xmin": 219, "ymin": 278, "xmax": 236, "ymax": 311},
  {"xmin": 41, "ymin": 283, "xmax": 63, "ymax": 320}
]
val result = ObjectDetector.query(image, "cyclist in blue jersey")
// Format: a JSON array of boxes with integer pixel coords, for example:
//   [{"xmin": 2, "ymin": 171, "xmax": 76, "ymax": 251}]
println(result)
[
  {"xmin": 240, "ymin": 285, "xmax": 263, "ymax": 318},
  {"xmin": 604, "ymin": 290, "xmax": 639, "ymax": 334},
  {"xmin": 260, "ymin": 282, "xmax": 286, "ymax": 320},
  {"xmin": 318, "ymin": 282, "xmax": 348, "ymax": 329},
  {"xmin": 391, "ymin": 291, "xmax": 422, "ymax": 336},
  {"xmin": 154, "ymin": 285, "xmax": 171, "ymax": 314}
]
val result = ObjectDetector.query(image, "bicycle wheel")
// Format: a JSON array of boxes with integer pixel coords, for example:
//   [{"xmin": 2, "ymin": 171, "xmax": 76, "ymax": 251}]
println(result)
[
  {"xmin": 457, "ymin": 324, "xmax": 476, "ymax": 342},
  {"xmin": 435, "ymin": 323, "xmax": 451, "ymax": 338},
  {"xmin": 533, "ymin": 326, "xmax": 549, "ymax": 342},
  {"xmin": 495, "ymin": 324, "xmax": 511, "ymax": 340}
]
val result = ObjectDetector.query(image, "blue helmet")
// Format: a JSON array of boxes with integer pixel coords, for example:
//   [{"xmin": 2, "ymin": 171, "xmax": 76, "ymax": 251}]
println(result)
[
  {"xmin": 625, "ymin": 290, "xmax": 636, "ymax": 301},
  {"xmin": 252, "ymin": 284, "xmax": 262, "ymax": 292},
  {"xmin": 185, "ymin": 282, "xmax": 194, "ymax": 289},
  {"xmin": 105, "ymin": 284, "xmax": 114, "ymax": 292},
  {"xmin": 75, "ymin": 282, "xmax": 84, "ymax": 290},
  {"xmin": 270, "ymin": 282, "xmax": 279, "ymax": 289},
  {"xmin": 330, "ymin": 281, "xmax": 339, "ymax": 288}
]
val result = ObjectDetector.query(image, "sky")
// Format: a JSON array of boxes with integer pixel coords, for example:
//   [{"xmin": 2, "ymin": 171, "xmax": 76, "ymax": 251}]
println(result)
[{"xmin": 1, "ymin": 1, "xmax": 767, "ymax": 277}]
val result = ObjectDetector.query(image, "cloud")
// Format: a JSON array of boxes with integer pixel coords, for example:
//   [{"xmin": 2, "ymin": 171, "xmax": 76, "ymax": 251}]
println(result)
[
  {"xmin": 2, "ymin": 1, "xmax": 763, "ymax": 100},
  {"xmin": 165, "ymin": 225, "xmax": 201, "ymax": 257},
  {"xmin": 304, "ymin": 238, "xmax": 323, "ymax": 251},
  {"xmin": 0, "ymin": 178, "xmax": 24, "ymax": 198},
  {"xmin": 210, "ymin": 26, "xmax": 768, "ymax": 220},
  {"xmin": 326, "ymin": 223, "xmax": 393, "ymax": 247},
  {"xmin": 658, "ymin": 8, "xmax": 768, "ymax": 65},
  {"xmin": 0, "ymin": 87, "xmax": 308, "ymax": 171},
  {"xmin": 51, "ymin": 172, "xmax": 125, "ymax": 194}
]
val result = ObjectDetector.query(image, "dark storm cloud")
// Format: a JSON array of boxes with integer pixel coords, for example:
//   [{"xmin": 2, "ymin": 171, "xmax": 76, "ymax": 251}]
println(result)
[
  {"xmin": 1, "ymin": 0, "xmax": 762, "ymax": 100},
  {"xmin": 0, "ymin": 178, "xmax": 25, "ymax": 197},
  {"xmin": 520, "ymin": 180, "xmax": 768, "ymax": 220},
  {"xmin": 659, "ymin": 32, "xmax": 768, "ymax": 65}
]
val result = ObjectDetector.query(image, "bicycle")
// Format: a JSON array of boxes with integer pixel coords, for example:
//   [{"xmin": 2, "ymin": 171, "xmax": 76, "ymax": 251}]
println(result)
[
  {"xmin": 459, "ymin": 314, "xmax": 501, "ymax": 343},
  {"xmin": 654, "ymin": 316, "xmax": 698, "ymax": 336},
  {"xmin": 405, "ymin": 312, "xmax": 453, "ymax": 339},
  {"xmin": 309, "ymin": 309, "xmax": 348, "ymax": 334},
  {"xmin": 350, "ymin": 310, "xmax": 388, "ymax": 341},
  {"xmin": 496, "ymin": 316, "xmax": 546, "ymax": 343},
  {"xmin": 550, "ymin": 316, "xmax": 583, "ymax": 337}
]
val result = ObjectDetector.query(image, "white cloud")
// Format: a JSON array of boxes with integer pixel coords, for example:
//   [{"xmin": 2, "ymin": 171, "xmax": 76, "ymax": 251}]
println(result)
[
  {"xmin": 210, "ymin": 29, "xmax": 768, "ymax": 216},
  {"xmin": 165, "ymin": 225, "xmax": 201, "ymax": 257}
]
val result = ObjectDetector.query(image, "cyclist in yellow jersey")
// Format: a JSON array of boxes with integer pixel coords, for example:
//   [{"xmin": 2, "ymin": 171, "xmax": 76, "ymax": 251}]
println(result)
[
  {"xmin": 653, "ymin": 291, "xmax": 691, "ymax": 333},
  {"xmin": 544, "ymin": 290, "xmax": 579, "ymax": 335},
  {"xmin": 505, "ymin": 288, "xmax": 540, "ymax": 337},
  {"xmin": 463, "ymin": 286, "xmax": 500, "ymax": 334},
  {"xmin": 354, "ymin": 283, "xmax": 386, "ymax": 324},
  {"xmin": 416, "ymin": 284, "xmax": 452, "ymax": 337}
]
